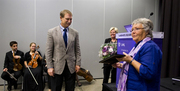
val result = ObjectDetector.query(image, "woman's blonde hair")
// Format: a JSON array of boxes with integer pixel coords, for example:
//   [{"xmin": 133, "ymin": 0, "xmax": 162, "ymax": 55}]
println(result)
[
  {"xmin": 30, "ymin": 42, "xmax": 36, "ymax": 47},
  {"xmin": 109, "ymin": 27, "xmax": 118, "ymax": 33}
]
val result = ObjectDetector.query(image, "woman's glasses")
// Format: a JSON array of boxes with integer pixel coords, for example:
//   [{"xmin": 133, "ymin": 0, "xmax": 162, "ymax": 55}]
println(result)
[{"xmin": 131, "ymin": 28, "xmax": 144, "ymax": 32}]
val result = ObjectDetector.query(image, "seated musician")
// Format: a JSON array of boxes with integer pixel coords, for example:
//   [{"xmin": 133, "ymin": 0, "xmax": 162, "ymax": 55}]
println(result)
[
  {"xmin": 1, "ymin": 41, "xmax": 24, "ymax": 91},
  {"xmin": 23, "ymin": 42, "xmax": 43, "ymax": 91}
]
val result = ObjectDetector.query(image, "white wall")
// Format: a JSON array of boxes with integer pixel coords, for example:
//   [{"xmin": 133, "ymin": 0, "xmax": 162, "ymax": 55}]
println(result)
[{"xmin": 0, "ymin": 0, "xmax": 159, "ymax": 84}]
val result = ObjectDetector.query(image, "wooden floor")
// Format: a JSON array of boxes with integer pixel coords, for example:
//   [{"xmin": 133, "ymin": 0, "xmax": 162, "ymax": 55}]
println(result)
[{"xmin": 0, "ymin": 79, "xmax": 103, "ymax": 91}]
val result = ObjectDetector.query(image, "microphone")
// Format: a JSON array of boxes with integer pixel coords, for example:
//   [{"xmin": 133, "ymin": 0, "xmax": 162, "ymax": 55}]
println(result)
[{"xmin": 148, "ymin": 12, "xmax": 154, "ymax": 19}]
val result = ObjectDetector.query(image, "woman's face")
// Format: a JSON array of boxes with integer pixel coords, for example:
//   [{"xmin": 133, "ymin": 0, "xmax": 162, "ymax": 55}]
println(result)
[
  {"xmin": 110, "ymin": 30, "xmax": 116, "ymax": 38},
  {"xmin": 30, "ymin": 43, "xmax": 36, "ymax": 52},
  {"xmin": 131, "ymin": 23, "xmax": 148, "ymax": 43}
]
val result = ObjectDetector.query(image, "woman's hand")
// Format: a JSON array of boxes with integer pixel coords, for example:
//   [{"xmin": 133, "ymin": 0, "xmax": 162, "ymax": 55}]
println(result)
[
  {"xmin": 35, "ymin": 51, "xmax": 42, "ymax": 60},
  {"xmin": 117, "ymin": 52, "xmax": 141, "ymax": 73},
  {"xmin": 112, "ymin": 62, "xmax": 123, "ymax": 68},
  {"xmin": 24, "ymin": 61, "xmax": 29, "ymax": 68},
  {"xmin": 35, "ymin": 51, "xmax": 39, "ymax": 55},
  {"xmin": 25, "ymin": 64, "xmax": 30, "ymax": 68},
  {"xmin": 116, "ymin": 52, "xmax": 133, "ymax": 63},
  {"xmin": 112, "ymin": 63, "xmax": 117, "ymax": 68}
]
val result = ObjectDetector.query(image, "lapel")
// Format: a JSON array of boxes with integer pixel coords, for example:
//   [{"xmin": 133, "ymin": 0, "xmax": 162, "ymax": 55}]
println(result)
[
  {"xmin": 10, "ymin": 51, "xmax": 13, "ymax": 58},
  {"xmin": 57, "ymin": 26, "xmax": 66, "ymax": 49},
  {"xmin": 15, "ymin": 50, "xmax": 18, "ymax": 55},
  {"xmin": 8, "ymin": 51, "xmax": 14, "ymax": 61},
  {"xmin": 66, "ymin": 28, "xmax": 73, "ymax": 51},
  {"xmin": 57, "ymin": 26, "xmax": 74, "ymax": 51}
]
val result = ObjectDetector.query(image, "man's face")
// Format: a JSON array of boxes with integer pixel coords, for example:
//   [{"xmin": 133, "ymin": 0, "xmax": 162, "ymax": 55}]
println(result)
[
  {"xmin": 11, "ymin": 44, "xmax": 18, "ymax": 51},
  {"xmin": 60, "ymin": 13, "xmax": 72, "ymax": 28}
]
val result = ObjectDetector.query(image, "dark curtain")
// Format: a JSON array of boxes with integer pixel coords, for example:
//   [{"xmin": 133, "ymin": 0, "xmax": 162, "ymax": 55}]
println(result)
[{"xmin": 160, "ymin": 0, "xmax": 180, "ymax": 77}]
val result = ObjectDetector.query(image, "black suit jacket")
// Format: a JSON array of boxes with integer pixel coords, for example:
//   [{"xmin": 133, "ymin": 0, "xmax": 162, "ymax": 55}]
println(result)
[
  {"xmin": 3, "ymin": 50, "xmax": 24, "ymax": 72},
  {"xmin": 104, "ymin": 38, "xmax": 111, "ymax": 43},
  {"xmin": 103, "ymin": 38, "xmax": 112, "ymax": 67},
  {"xmin": 103, "ymin": 38, "xmax": 118, "ymax": 67}
]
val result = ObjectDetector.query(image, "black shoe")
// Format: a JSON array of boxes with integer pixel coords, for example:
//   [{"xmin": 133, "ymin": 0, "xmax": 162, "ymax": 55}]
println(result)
[
  {"xmin": 7, "ymin": 85, "xmax": 12, "ymax": 91},
  {"xmin": 7, "ymin": 87, "xmax": 11, "ymax": 91},
  {"xmin": 7, "ymin": 80, "xmax": 12, "ymax": 91}
]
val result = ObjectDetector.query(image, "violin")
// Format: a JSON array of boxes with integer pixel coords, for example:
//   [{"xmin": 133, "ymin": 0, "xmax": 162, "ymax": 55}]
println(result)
[
  {"xmin": 28, "ymin": 45, "xmax": 40, "ymax": 68},
  {"xmin": 12, "ymin": 52, "xmax": 22, "ymax": 71},
  {"xmin": 77, "ymin": 68, "xmax": 94, "ymax": 82}
]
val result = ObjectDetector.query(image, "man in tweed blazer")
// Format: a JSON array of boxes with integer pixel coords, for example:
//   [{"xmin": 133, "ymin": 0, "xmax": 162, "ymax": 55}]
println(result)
[{"xmin": 46, "ymin": 9, "xmax": 81, "ymax": 91}]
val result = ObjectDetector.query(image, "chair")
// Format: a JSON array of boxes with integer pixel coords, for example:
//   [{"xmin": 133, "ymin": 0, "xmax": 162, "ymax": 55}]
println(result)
[
  {"xmin": 42, "ymin": 71, "xmax": 48, "ymax": 89},
  {"xmin": 3, "ymin": 76, "xmax": 23, "ymax": 91},
  {"xmin": 3, "ymin": 80, "xmax": 6, "ymax": 91}
]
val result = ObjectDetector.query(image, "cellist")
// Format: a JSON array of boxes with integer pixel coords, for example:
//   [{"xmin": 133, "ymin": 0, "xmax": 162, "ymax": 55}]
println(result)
[
  {"xmin": 23, "ymin": 42, "xmax": 43, "ymax": 91},
  {"xmin": 1, "ymin": 41, "xmax": 24, "ymax": 91}
]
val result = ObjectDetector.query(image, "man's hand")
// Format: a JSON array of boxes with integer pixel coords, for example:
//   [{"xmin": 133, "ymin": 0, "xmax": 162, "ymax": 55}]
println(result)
[
  {"xmin": 14, "ymin": 55, "xmax": 21, "ymax": 59},
  {"xmin": 75, "ymin": 65, "xmax": 80, "ymax": 73},
  {"xmin": 48, "ymin": 68, "xmax": 54, "ymax": 77},
  {"xmin": 3, "ymin": 68, "xmax": 8, "ymax": 72}
]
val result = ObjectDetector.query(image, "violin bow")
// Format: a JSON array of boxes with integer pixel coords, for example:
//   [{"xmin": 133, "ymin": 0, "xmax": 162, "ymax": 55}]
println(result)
[
  {"xmin": 27, "ymin": 66, "xmax": 39, "ymax": 85},
  {"xmin": 6, "ymin": 71, "xmax": 17, "ymax": 81}
]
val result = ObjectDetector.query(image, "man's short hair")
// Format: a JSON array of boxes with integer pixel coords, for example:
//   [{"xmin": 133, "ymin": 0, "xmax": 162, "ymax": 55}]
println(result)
[
  {"xmin": 10, "ymin": 41, "xmax": 18, "ymax": 46},
  {"xmin": 60, "ymin": 9, "xmax": 72, "ymax": 18}
]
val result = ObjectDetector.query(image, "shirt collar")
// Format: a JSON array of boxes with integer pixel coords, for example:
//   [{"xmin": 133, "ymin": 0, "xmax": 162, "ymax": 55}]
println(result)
[
  {"xmin": 59, "ymin": 24, "xmax": 69, "ymax": 32},
  {"xmin": 12, "ymin": 50, "xmax": 17, "ymax": 54}
]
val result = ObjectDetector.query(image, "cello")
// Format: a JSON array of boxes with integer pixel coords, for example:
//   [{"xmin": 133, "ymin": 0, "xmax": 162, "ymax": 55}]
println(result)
[{"xmin": 28, "ymin": 45, "xmax": 40, "ymax": 68}]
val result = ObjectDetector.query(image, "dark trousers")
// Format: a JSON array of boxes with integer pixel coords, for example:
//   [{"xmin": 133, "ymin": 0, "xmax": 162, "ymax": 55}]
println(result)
[
  {"xmin": 1, "ymin": 70, "xmax": 22, "ymax": 85},
  {"xmin": 47, "ymin": 74, "xmax": 51, "ymax": 89},
  {"xmin": 103, "ymin": 64, "xmax": 116, "ymax": 83},
  {"xmin": 102, "ymin": 64, "xmax": 116, "ymax": 91},
  {"xmin": 51, "ymin": 62, "xmax": 76, "ymax": 91}
]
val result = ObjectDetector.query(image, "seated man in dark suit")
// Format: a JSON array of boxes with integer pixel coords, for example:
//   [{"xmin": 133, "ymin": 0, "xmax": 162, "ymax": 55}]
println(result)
[{"xmin": 1, "ymin": 41, "xmax": 24, "ymax": 91}]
